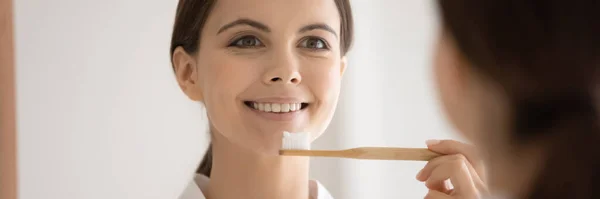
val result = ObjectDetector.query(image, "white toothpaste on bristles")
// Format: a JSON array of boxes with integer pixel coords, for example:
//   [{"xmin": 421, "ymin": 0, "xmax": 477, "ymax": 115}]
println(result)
[{"xmin": 281, "ymin": 131, "xmax": 311, "ymax": 150}]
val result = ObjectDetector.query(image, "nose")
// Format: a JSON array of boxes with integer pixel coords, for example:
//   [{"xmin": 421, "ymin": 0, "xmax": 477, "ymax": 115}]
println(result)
[{"xmin": 262, "ymin": 52, "xmax": 302, "ymax": 85}]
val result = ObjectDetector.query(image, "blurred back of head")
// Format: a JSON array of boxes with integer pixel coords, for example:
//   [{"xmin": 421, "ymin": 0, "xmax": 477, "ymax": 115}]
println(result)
[{"xmin": 436, "ymin": 1, "xmax": 600, "ymax": 198}]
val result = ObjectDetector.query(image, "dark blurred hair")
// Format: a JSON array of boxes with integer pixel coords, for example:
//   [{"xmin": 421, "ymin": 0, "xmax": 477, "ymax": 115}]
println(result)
[
  {"xmin": 437, "ymin": 1, "xmax": 600, "ymax": 198},
  {"xmin": 170, "ymin": 0, "xmax": 354, "ymax": 177}
]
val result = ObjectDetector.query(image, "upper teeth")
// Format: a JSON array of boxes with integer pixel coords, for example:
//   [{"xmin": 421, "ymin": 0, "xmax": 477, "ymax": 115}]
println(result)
[{"xmin": 252, "ymin": 102, "xmax": 302, "ymax": 113}]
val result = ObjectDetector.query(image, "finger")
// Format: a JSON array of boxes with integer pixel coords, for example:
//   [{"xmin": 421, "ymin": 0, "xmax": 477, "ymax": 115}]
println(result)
[
  {"xmin": 424, "ymin": 163, "xmax": 459, "ymax": 191},
  {"xmin": 420, "ymin": 154, "xmax": 486, "ymax": 196},
  {"xmin": 424, "ymin": 190, "xmax": 452, "ymax": 199},
  {"xmin": 417, "ymin": 154, "xmax": 465, "ymax": 181},
  {"xmin": 426, "ymin": 179, "xmax": 453, "ymax": 194},
  {"xmin": 426, "ymin": 139, "xmax": 485, "ymax": 179},
  {"xmin": 464, "ymin": 161, "xmax": 487, "ymax": 193},
  {"xmin": 425, "ymin": 159, "xmax": 477, "ymax": 197},
  {"xmin": 449, "ymin": 154, "xmax": 485, "ymax": 189},
  {"xmin": 418, "ymin": 155, "xmax": 452, "ymax": 192},
  {"xmin": 426, "ymin": 140, "xmax": 476, "ymax": 162}
]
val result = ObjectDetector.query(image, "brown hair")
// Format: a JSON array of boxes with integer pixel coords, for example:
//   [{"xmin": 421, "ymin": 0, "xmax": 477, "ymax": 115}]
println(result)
[
  {"xmin": 170, "ymin": 0, "xmax": 354, "ymax": 177},
  {"xmin": 437, "ymin": 1, "xmax": 600, "ymax": 198}
]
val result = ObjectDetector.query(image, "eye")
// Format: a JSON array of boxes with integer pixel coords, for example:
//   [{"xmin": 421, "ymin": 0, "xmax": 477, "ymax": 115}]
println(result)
[
  {"xmin": 298, "ymin": 37, "xmax": 329, "ymax": 50},
  {"xmin": 229, "ymin": 35, "xmax": 264, "ymax": 48}
]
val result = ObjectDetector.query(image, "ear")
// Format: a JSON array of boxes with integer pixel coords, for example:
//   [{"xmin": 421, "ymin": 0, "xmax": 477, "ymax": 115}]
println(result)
[
  {"xmin": 172, "ymin": 46, "xmax": 204, "ymax": 102},
  {"xmin": 340, "ymin": 56, "xmax": 348, "ymax": 77}
]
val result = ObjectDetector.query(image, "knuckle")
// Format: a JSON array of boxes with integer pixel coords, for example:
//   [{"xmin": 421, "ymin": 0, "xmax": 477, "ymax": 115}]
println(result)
[
  {"xmin": 452, "ymin": 153, "xmax": 467, "ymax": 162},
  {"xmin": 449, "ymin": 159, "xmax": 469, "ymax": 171}
]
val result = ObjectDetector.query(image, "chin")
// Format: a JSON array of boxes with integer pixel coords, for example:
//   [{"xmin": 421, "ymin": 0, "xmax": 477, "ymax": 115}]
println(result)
[
  {"xmin": 254, "ymin": 148, "xmax": 281, "ymax": 157},
  {"xmin": 230, "ymin": 133, "xmax": 283, "ymax": 156}
]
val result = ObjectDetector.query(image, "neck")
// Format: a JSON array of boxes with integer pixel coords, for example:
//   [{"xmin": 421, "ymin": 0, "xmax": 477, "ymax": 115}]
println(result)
[{"xmin": 206, "ymin": 133, "xmax": 310, "ymax": 199}]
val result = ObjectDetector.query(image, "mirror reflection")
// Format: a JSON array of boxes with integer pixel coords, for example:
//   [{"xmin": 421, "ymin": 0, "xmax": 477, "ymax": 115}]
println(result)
[{"xmin": 8, "ymin": 0, "xmax": 599, "ymax": 199}]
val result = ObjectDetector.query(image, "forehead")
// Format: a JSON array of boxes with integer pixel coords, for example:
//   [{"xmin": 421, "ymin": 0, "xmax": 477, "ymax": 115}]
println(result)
[{"xmin": 205, "ymin": 0, "xmax": 341, "ymax": 33}]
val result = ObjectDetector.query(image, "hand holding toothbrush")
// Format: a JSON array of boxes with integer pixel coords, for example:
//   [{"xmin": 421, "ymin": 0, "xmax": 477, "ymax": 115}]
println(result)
[
  {"xmin": 278, "ymin": 132, "xmax": 489, "ymax": 198},
  {"xmin": 279, "ymin": 131, "xmax": 443, "ymax": 161},
  {"xmin": 417, "ymin": 139, "xmax": 489, "ymax": 199}
]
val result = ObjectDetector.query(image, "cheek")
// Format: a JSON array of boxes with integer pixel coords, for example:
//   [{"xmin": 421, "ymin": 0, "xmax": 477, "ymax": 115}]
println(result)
[
  {"xmin": 434, "ymin": 53, "xmax": 456, "ymax": 110},
  {"xmin": 198, "ymin": 57, "xmax": 258, "ymax": 128},
  {"xmin": 433, "ymin": 38, "xmax": 471, "ymax": 138},
  {"xmin": 311, "ymin": 67, "xmax": 342, "ymax": 101},
  {"xmin": 302, "ymin": 57, "xmax": 342, "ymax": 99},
  {"xmin": 303, "ymin": 59, "xmax": 342, "ymax": 136},
  {"xmin": 434, "ymin": 39, "xmax": 455, "ymax": 114}
]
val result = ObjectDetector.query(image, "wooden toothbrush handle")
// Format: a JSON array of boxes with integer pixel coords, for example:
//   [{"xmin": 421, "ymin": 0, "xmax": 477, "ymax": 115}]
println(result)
[
  {"xmin": 279, "ymin": 149, "xmax": 349, "ymax": 158},
  {"xmin": 280, "ymin": 147, "xmax": 442, "ymax": 161},
  {"xmin": 347, "ymin": 147, "xmax": 442, "ymax": 161}
]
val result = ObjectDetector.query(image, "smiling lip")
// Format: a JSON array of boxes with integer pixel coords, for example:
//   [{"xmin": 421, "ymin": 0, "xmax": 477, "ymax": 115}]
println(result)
[
  {"xmin": 247, "ymin": 107, "xmax": 304, "ymax": 121},
  {"xmin": 242, "ymin": 98, "xmax": 310, "ymax": 121},
  {"xmin": 249, "ymin": 97, "xmax": 309, "ymax": 104}
]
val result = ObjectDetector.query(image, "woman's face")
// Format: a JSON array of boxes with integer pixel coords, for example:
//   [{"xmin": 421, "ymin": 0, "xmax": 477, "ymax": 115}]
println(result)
[{"xmin": 175, "ymin": 0, "xmax": 346, "ymax": 154}]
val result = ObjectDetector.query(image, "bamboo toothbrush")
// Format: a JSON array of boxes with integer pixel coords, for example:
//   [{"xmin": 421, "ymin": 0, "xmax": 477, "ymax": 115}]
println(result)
[{"xmin": 279, "ymin": 131, "xmax": 442, "ymax": 161}]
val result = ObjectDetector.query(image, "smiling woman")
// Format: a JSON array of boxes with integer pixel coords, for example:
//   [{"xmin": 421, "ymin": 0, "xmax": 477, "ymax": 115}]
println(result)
[{"xmin": 169, "ymin": 0, "xmax": 353, "ymax": 199}]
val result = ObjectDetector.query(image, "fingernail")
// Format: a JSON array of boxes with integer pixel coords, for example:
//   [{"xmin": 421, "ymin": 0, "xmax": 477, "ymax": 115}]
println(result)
[{"xmin": 426, "ymin": 139, "xmax": 440, "ymax": 146}]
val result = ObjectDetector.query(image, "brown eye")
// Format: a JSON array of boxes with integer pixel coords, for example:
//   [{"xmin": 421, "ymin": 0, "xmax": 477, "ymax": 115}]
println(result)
[
  {"xmin": 299, "ymin": 37, "xmax": 329, "ymax": 50},
  {"xmin": 229, "ymin": 35, "xmax": 263, "ymax": 48}
]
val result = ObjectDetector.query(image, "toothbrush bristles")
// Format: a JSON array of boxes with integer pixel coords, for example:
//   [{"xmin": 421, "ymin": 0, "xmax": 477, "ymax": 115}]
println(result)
[{"xmin": 281, "ymin": 131, "xmax": 310, "ymax": 150}]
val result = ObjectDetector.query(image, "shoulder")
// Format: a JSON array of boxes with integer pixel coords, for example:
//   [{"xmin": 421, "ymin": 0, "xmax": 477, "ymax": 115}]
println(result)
[
  {"xmin": 178, "ymin": 174, "xmax": 208, "ymax": 199},
  {"xmin": 309, "ymin": 180, "xmax": 334, "ymax": 199}
]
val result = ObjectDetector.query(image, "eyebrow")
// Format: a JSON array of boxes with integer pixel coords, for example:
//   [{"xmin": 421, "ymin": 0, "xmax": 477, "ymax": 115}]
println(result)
[
  {"xmin": 299, "ymin": 23, "xmax": 338, "ymax": 38},
  {"xmin": 217, "ymin": 18, "xmax": 270, "ymax": 34},
  {"xmin": 217, "ymin": 18, "xmax": 338, "ymax": 38}
]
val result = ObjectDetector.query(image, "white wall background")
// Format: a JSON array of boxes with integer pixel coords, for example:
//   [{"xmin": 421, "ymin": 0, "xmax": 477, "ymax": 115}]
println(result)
[
  {"xmin": 15, "ymin": 0, "xmax": 458, "ymax": 198},
  {"xmin": 15, "ymin": 1, "xmax": 208, "ymax": 199}
]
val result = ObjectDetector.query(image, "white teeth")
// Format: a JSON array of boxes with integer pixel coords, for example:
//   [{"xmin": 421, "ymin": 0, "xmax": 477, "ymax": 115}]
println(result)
[
  {"xmin": 271, "ymin": 103, "xmax": 281, "ymax": 112},
  {"xmin": 281, "ymin": 104, "xmax": 290, "ymax": 112},
  {"xmin": 249, "ymin": 102, "xmax": 305, "ymax": 113},
  {"xmin": 258, "ymin": 103, "xmax": 265, "ymax": 111},
  {"xmin": 291, "ymin": 103, "xmax": 300, "ymax": 111}
]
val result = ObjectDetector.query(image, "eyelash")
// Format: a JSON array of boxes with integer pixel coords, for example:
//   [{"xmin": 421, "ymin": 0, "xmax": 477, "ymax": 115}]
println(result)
[
  {"xmin": 298, "ymin": 36, "xmax": 331, "ymax": 51},
  {"xmin": 228, "ymin": 35, "xmax": 264, "ymax": 48},
  {"xmin": 227, "ymin": 35, "xmax": 331, "ymax": 50}
]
